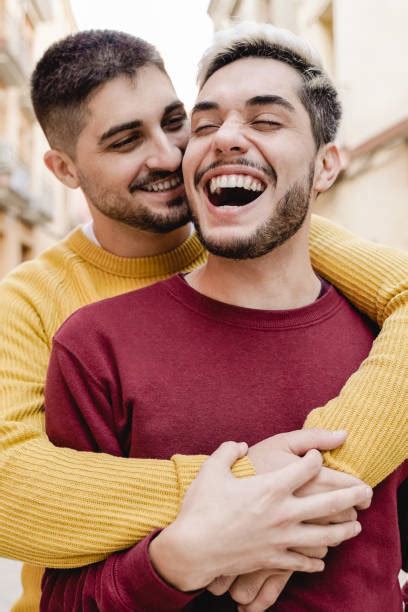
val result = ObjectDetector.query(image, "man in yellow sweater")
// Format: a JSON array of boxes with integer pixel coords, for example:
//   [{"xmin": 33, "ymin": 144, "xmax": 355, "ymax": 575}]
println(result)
[{"xmin": 0, "ymin": 29, "xmax": 406, "ymax": 611}]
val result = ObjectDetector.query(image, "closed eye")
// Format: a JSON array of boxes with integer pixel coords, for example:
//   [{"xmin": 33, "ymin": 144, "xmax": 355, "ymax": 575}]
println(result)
[
  {"xmin": 110, "ymin": 133, "xmax": 142, "ymax": 150},
  {"xmin": 163, "ymin": 114, "xmax": 188, "ymax": 131},
  {"xmin": 193, "ymin": 124, "xmax": 218, "ymax": 135},
  {"xmin": 252, "ymin": 120, "xmax": 281, "ymax": 130}
]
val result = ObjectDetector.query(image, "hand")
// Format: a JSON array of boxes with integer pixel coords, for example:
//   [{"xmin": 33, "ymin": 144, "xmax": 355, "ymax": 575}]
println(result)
[
  {"xmin": 248, "ymin": 429, "xmax": 372, "ymax": 521},
  {"xmin": 149, "ymin": 440, "xmax": 370, "ymax": 592},
  {"xmin": 208, "ymin": 545, "xmax": 326, "ymax": 598},
  {"xmin": 227, "ymin": 543, "xmax": 329, "ymax": 609}
]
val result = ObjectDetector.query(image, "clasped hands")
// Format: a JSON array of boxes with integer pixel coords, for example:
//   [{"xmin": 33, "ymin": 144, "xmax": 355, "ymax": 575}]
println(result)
[{"xmin": 150, "ymin": 429, "xmax": 372, "ymax": 612}]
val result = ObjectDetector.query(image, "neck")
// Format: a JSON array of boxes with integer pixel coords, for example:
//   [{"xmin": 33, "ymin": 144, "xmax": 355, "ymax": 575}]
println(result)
[
  {"xmin": 186, "ymin": 219, "xmax": 321, "ymax": 310},
  {"xmin": 91, "ymin": 212, "xmax": 192, "ymax": 258}
]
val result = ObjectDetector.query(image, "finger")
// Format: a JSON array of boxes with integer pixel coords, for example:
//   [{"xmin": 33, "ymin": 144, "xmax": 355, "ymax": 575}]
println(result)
[
  {"xmin": 238, "ymin": 572, "xmax": 292, "ymax": 612},
  {"xmin": 318, "ymin": 466, "xmax": 365, "ymax": 488},
  {"xmin": 267, "ymin": 550, "xmax": 325, "ymax": 573},
  {"xmin": 291, "ymin": 484, "xmax": 372, "ymax": 522},
  {"xmin": 207, "ymin": 574, "xmax": 236, "ymax": 596},
  {"xmin": 230, "ymin": 570, "xmax": 271, "ymax": 605},
  {"xmin": 305, "ymin": 507, "xmax": 357, "ymax": 525},
  {"xmin": 293, "ymin": 520, "xmax": 362, "ymax": 548},
  {"xmin": 286, "ymin": 429, "xmax": 347, "ymax": 455},
  {"xmin": 291, "ymin": 545, "xmax": 328, "ymax": 559},
  {"xmin": 326, "ymin": 507, "xmax": 358, "ymax": 524},
  {"xmin": 205, "ymin": 441, "xmax": 248, "ymax": 473},
  {"xmin": 271, "ymin": 449, "xmax": 323, "ymax": 494}
]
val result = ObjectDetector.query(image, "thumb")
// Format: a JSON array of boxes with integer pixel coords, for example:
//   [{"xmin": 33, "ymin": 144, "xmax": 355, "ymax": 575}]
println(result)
[
  {"xmin": 287, "ymin": 428, "xmax": 347, "ymax": 455},
  {"xmin": 208, "ymin": 441, "xmax": 249, "ymax": 473}
]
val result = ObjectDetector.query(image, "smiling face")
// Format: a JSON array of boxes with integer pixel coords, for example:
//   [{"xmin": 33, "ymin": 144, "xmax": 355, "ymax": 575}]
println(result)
[
  {"xmin": 183, "ymin": 56, "xmax": 320, "ymax": 258},
  {"xmin": 74, "ymin": 65, "xmax": 191, "ymax": 233}
]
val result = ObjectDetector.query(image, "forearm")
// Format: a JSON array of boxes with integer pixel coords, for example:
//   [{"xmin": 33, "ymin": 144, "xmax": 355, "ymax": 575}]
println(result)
[
  {"xmin": 308, "ymin": 214, "xmax": 408, "ymax": 485},
  {"xmin": 0, "ymin": 431, "xmax": 182, "ymax": 566},
  {"xmin": 0, "ymin": 431, "xmax": 251, "ymax": 566},
  {"xmin": 41, "ymin": 532, "xmax": 197, "ymax": 611}
]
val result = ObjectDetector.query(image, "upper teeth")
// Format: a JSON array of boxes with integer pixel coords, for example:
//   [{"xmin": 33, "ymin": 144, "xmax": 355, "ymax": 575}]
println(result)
[
  {"xmin": 144, "ymin": 177, "xmax": 182, "ymax": 192},
  {"xmin": 208, "ymin": 174, "xmax": 265, "ymax": 193}
]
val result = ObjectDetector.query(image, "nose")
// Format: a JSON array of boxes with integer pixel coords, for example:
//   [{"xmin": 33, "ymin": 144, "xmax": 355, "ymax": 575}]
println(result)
[
  {"xmin": 212, "ymin": 120, "xmax": 248, "ymax": 156},
  {"xmin": 145, "ymin": 129, "xmax": 183, "ymax": 172}
]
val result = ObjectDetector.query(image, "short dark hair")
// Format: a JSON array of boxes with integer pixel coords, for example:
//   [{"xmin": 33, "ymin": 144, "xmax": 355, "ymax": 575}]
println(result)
[
  {"xmin": 198, "ymin": 23, "xmax": 342, "ymax": 148},
  {"xmin": 31, "ymin": 30, "xmax": 165, "ymax": 154}
]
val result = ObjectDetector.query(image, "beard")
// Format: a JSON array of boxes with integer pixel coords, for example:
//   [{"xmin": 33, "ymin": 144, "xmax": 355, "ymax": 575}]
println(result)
[
  {"xmin": 78, "ymin": 171, "xmax": 191, "ymax": 234},
  {"xmin": 190, "ymin": 164, "xmax": 314, "ymax": 259}
]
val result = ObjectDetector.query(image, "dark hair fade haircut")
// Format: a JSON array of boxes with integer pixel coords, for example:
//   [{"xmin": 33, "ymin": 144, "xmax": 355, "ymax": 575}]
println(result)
[
  {"xmin": 197, "ymin": 22, "xmax": 342, "ymax": 148},
  {"xmin": 31, "ymin": 30, "xmax": 165, "ymax": 155}
]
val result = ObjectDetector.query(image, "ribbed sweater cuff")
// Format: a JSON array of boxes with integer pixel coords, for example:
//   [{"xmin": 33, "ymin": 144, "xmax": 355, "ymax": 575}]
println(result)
[{"xmin": 172, "ymin": 454, "xmax": 255, "ymax": 502}]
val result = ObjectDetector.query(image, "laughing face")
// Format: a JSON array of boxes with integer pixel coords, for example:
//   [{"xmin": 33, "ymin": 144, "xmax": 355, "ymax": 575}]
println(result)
[
  {"xmin": 73, "ymin": 65, "xmax": 191, "ymax": 233},
  {"xmin": 183, "ymin": 56, "xmax": 319, "ymax": 258}
]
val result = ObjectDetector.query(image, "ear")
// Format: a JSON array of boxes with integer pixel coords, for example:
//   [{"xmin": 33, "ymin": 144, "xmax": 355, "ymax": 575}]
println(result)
[
  {"xmin": 43, "ymin": 149, "xmax": 80, "ymax": 189},
  {"xmin": 313, "ymin": 143, "xmax": 342, "ymax": 194}
]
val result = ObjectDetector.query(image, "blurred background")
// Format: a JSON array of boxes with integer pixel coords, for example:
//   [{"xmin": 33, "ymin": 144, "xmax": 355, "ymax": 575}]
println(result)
[{"xmin": 0, "ymin": 0, "xmax": 407, "ymax": 608}]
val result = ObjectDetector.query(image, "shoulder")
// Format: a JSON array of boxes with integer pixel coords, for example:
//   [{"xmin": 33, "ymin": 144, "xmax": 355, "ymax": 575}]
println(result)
[{"xmin": 54, "ymin": 278, "xmax": 172, "ymax": 346}]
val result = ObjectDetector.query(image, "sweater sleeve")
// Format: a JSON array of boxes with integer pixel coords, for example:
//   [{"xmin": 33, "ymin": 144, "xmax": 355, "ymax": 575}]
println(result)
[
  {"xmin": 0, "ymin": 279, "xmax": 253, "ymax": 568},
  {"xmin": 306, "ymin": 214, "xmax": 408, "ymax": 486},
  {"xmin": 43, "ymin": 344, "xmax": 198, "ymax": 610},
  {"xmin": 41, "ymin": 531, "xmax": 197, "ymax": 611}
]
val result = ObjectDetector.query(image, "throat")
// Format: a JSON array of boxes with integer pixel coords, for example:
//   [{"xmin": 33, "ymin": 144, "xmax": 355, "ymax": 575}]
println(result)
[{"xmin": 186, "ymin": 255, "xmax": 322, "ymax": 310}]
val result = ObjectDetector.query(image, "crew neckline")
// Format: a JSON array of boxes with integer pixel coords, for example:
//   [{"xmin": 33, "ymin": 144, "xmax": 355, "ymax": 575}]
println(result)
[
  {"xmin": 163, "ymin": 274, "xmax": 342, "ymax": 330},
  {"xmin": 64, "ymin": 227, "xmax": 206, "ymax": 279}
]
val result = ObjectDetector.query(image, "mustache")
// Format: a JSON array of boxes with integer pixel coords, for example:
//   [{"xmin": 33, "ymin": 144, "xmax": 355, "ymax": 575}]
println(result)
[
  {"xmin": 129, "ymin": 168, "xmax": 183, "ymax": 193},
  {"xmin": 194, "ymin": 158, "xmax": 277, "ymax": 188}
]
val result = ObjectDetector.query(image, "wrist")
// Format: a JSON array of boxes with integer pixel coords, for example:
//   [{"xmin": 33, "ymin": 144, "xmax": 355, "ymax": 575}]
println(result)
[{"xmin": 149, "ymin": 523, "xmax": 210, "ymax": 592}]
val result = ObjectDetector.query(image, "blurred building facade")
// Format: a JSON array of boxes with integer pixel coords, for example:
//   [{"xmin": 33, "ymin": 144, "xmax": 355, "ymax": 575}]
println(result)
[
  {"xmin": 0, "ymin": 0, "xmax": 83, "ymax": 278},
  {"xmin": 208, "ymin": 0, "xmax": 408, "ymax": 249}
]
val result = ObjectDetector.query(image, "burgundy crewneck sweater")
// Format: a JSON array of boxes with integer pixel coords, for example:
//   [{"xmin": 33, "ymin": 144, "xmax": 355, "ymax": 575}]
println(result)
[{"xmin": 42, "ymin": 275, "xmax": 407, "ymax": 611}]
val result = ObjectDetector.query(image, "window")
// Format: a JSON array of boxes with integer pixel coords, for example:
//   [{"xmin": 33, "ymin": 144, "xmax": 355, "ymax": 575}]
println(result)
[{"xmin": 20, "ymin": 242, "xmax": 32, "ymax": 263}]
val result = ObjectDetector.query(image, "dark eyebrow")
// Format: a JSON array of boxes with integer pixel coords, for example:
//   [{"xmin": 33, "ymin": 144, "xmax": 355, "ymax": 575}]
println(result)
[
  {"xmin": 191, "ymin": 101, "xmax": 219, "ymax": 116},
  {"xmin": 163, "ymin": 100, "xmax": 186, "ymax": 116},
  {"xmin": 246, "ymin": 95, "xmax": 295, "ymax": 113},
  {"xmin": 99, "ymin": 120, "xmax": 142, "ymax": 144}
]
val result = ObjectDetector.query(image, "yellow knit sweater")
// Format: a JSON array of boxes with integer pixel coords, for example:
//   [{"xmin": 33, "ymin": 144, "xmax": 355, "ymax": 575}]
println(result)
[{"xmin": 1, "ymin": 215, "xmax": 406, "ymax": 612}]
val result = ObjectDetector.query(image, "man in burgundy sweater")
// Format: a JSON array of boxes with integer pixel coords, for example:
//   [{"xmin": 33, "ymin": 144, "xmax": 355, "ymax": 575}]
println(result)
[{"xmin": 42, "ymin": 24, "xmax": 406, "ymax": 611}]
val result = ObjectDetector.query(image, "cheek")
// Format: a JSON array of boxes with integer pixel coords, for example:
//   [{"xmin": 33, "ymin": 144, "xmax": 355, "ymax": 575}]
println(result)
[
  {"xmin": 182, "ymin": 145, "xmax": 196, "ymax": 183},
  {"xmin": 175, "ymin": 124, "xmax": 190, "ymax": 150},
  {"xmin": 257, "ymin": 137, "xmax": 313, "ymax": 178},
  {"xmin": 102, "ymin": 155, "xmax": 144, "ymax": 185},
  {"xmin": 183, "ymin": 139, "xmax": 209, "ymax": 184}
]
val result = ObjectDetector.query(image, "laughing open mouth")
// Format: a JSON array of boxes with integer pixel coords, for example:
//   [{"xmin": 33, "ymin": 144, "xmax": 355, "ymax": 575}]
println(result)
[{"xmin": 205, "ymin": 174, "xmax": 266, "ymax": 207}]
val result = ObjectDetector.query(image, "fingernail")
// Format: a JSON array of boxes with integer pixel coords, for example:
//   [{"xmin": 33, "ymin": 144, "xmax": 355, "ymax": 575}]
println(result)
[
  {"xmin": 364, "ymin": 487, "xmax": 373, "ymax": 498},
  {"xmin": 354, "ymin": 522, "xmax": 362, "ymax": 535}
]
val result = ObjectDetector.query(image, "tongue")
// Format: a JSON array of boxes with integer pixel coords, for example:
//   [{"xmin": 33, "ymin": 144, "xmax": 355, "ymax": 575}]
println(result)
[{"xmin": 209, "ymin": 187, "xmax": 261, "ymax": 207}]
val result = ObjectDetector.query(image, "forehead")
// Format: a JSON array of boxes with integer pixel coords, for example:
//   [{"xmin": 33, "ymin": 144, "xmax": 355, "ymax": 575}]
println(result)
[
  {"xmin": 84, "ymin": 66, "xmax": 177, "ymax": 134},
  {"xmin": 198, "ymin": 56, "xmax": 304, "ymax": 110}
]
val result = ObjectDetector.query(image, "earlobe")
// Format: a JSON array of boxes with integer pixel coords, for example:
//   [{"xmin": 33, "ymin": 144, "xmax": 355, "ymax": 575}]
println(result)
[
  {"xmin": 44, "ymin": 149, "xmax": 80, "ymax": 189},
  {"xmin": 313, "ymin": 144, "xmax": 342, "ymax": 194}
]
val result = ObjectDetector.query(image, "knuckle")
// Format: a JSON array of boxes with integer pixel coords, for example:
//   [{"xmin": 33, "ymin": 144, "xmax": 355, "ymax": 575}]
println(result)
[{"xmin": 220, "ymin": 440, "xmax": 235, "ymax": 451}]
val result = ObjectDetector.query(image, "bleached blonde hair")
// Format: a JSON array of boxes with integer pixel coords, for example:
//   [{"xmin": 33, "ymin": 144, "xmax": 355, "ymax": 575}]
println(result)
[{"xmin": 197, "ymin": 22, "xmax": 341, "ymax": 147}]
